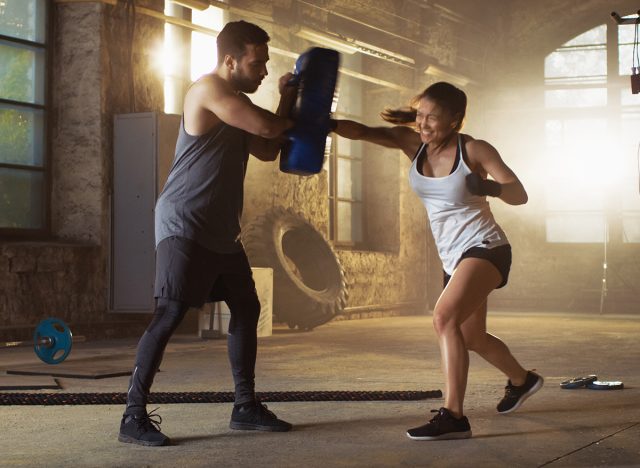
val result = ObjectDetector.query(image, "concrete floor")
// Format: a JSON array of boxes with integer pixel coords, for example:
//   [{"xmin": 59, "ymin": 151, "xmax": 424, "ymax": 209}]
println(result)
[{"xmin": 1, "ymin": 311, "xmax": 639, "ymax": 467}]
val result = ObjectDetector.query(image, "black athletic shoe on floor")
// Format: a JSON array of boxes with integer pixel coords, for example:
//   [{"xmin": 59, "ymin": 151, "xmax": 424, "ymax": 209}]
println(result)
[
  {"xmin": 118, "ymin": 408, "xmax": 170, "ymax": 446},
  {"xmin": 497, "ymin": 370, "xmax": 544, "ymax": 414},
  {"xmin": 230, "ymin": 401, "xmax": 292, "ymax": 432},
  {"xmin": 406, "ymin": 408, "xmax": 472, "ymax": 441}
]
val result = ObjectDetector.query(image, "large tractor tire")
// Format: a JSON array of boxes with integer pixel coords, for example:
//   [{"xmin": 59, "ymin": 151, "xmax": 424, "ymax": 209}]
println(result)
[{"xmin": 242, "ymin": 208, "xmax": 348, "ymax": 330}]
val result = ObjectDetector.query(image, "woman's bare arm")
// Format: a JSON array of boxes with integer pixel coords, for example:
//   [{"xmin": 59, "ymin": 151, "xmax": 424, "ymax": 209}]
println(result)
[
  {"xmin": 466, "ymin": 139, "xmax": 528, "ymax": 205},
  {"xmin": 333, "ymin": 119, "xmax": 421, "ymax": 160}
]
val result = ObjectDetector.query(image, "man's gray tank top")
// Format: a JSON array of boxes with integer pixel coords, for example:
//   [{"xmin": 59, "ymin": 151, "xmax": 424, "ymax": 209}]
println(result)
[{"xmin": 154, "ymin": 117, "xmax": 249, "ymax": 254}]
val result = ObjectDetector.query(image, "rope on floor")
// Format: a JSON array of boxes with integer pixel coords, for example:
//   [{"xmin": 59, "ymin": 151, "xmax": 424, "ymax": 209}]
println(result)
[{"xmin": 0, "ymin": 390, "xmax": 442, "ymax": 405}]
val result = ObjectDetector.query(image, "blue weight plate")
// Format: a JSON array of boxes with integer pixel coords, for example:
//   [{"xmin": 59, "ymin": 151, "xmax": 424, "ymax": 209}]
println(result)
[
  {"xmin": 560, "ymin": 375, "xmax": 598, "ymax": 389},
  {"xmin": 586, "ymin": 380, "xmax": 624, "ymax": 390},
  {"xmin": 33, "ymin": 318, "xmax": 73, "ymax": 365}
]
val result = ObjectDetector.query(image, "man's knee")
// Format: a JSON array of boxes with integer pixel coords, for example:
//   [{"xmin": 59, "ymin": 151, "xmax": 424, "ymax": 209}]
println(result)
[
  {"xmin": 148, "ymin": 298, "xmax": 188, "ymax": 337},
  {"xmin": 228, "ymin": 296, "xmax": 261, "ymax": 333}
]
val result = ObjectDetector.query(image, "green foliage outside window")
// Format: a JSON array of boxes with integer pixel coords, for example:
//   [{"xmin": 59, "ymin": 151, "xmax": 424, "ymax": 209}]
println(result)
[
  {"xmin": 1, "ymin": 48, "xmax": 32, "ymax": 165},
  {"xmin": 0, "ymin": 0, "xmax": 43, "ymax": 229}
]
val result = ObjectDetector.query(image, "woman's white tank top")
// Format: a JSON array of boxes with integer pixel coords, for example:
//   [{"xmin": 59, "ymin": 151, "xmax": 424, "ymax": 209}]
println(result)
[{"xmin": 408, "ymin": 135, "xmax": 508, "ymax": 274}]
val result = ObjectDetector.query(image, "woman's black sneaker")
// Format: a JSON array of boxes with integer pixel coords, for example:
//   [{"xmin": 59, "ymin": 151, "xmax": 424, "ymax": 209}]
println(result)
[
  {"xmin": 406, "ymin": 408, "xmax": 472, "ymax": 441},
  {"xmin": 497, "ymin": 370, "xmax": 544, "ymax": 414},
  {"xmin": 118, "ymin": 408, "xmax": 170, "ymax": 446},
  {"xmin": 230, "ymin": 401, "xmax": 292, "ymax": 432}
]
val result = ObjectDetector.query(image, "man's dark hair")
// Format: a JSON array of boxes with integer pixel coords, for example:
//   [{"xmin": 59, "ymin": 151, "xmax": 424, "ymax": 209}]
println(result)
[{"xmin": 216, "ymin": 20, "xmax": 270, "ymax": 65}]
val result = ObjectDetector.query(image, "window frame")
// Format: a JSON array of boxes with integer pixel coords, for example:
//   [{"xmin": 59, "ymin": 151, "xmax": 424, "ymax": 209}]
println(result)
[
  {"xmin": 543, "ymin": 21, "xmax": 640, "ymax": 244},
  {"xmin": 0, "ymin": 1, "xmax": 51, "ymax": 238},
  {"xmin": 327, "ymin": 112, "xmax": 365, "ymax": 249}
]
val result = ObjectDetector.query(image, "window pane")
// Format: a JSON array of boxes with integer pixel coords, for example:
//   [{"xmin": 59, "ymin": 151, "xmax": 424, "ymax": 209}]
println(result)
[
  {"xmin": 621, "ymin": 89, "xmax": 640, "ymax": 107},
  {"xmin": 337, "ymin": 135, "xmax": 352, "ymax": 156},
  {"xmin": 190, "ymin": 7, "xmax": 223, "ymax": 82},
  {"xmin": 544, "ymin": 88, "xmax": 607, "ymax": 108},
  {"xmin": 323, "ymin": 135, "xmax": 332, "ymax": 175},
  {"xmin": 163, "ymin": 20, "xmax": 188, "ymax": 115},
  {"xmin": 337, "ymin": 201, "xmax": 362, "ymax": 243},
  {"xmin": 0, "ymin": 167, "xmax": 44, "ymax": 228},
  {"xmin": 192, "ymin": 5, "xmax": 224, "ymax": 29},
  {"xmin": 546, "ymin": 213, "xmax": 605, "ymax": 243},
  {"xmin": 621, "ymin": 181, "xmax": 640, "ymax": 211},
  {"xmin": 618, "ymin": 44, "xmax": 636, "ymax": 76},
  {"xmin": 191, "ymin": 30, "xmax": 217, "ymax": 81},
  {"xmin": 618, "ymin": 24, "xmax": 636, "ymax": 43},
  {"xmin": 618, "ymin": 24, "xmax": 637, "ymax": 75},
  {"xmin": 546, "ymin": 118, "xmax": 609, "ymax": 175},
  {"xmin": 564, "ymin": 25, "xmax": 606, "ymax": 47},
  {"xmin": 337, "ymin": 158, "xmax": 361, "ymax": 200},
  {"xmin": 544, "ymin": 120, "xmax": 610, "ymax": 223},
  {"xmin": 323, "ymin": 135, "xmax": 332, "ymax": 167},
  {"xmin": 335, "ymin": 73, "xmax": 362, "ymax": 116},
  {"xmin": 544, "ymin": 49, "xmax": 607, "ymax": 79},
  {"xmin": 622, "ymin": 214, "xmax": 640, "ymax": 243},
  {"xmin": 0, "ymin": 41, "xmax": 45, "ymax": 104},
  {"xmin": 544, "ymin": 120, "xmax": 562, "ymax": 146},
  {"xmin": 0, "ymin": 104, "xmax": 44, "ymax": 166},
  {"xmin": 0, "ymin": 0, "xmax": 47, "ymax": 43},
  {"xmin": 620, "ymin": 114, "xmax": 640, "ymax": 163},
  {"xmin": 545, "ymin": 181, "xmax": 605, "ymax": 211}
]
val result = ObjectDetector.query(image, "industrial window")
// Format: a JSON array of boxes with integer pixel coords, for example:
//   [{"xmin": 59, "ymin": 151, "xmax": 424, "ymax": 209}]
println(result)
[
  {"xmin": 327, "ymin": 64, "xmax": 364, "ymax": 246},
  {"xmin": 544, "ymin": 22, "xmax": 640, "ymax": 243},
  {"xmin": 328, "ymin": 130, "xmax": 364, "ymax": 245},
  {"xmin": 0, "ymin": 0, "xmax": 48, "ymax": 233},
  {"xmin": 163, "ymin": 2, "xmax": 224, "ymax": 114}
]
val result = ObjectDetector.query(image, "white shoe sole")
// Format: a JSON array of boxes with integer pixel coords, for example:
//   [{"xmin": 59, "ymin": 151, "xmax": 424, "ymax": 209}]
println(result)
[
  {"xmin": 406, "ymin": 430, "xmax": 472, "ymax": 441},
  {"xmin": 498, "ymin": 375, "xmax": 544, "ymax": 414}
]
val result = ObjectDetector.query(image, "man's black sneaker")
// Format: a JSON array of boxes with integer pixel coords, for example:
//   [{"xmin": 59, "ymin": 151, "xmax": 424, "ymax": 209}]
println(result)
[
  {"xmin": 118, "ymin": 409, "xmax": 170, "ymax": 446},
  {"xmin": 497, "ymin": 370, "xmax": 544, "ymax": 414},
  {"xmin": 230, "ymin": 401, "xmax": 292, "ymax": 432},
  {"xmin": 406, "ymin": 408, "xmax": 472, "ymax": 441}
]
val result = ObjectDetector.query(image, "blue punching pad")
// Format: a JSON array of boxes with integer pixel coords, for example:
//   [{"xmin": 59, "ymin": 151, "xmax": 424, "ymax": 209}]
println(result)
[{"xmin": 280, "ymin": 47, "xmax": 340, "ymax": 175}]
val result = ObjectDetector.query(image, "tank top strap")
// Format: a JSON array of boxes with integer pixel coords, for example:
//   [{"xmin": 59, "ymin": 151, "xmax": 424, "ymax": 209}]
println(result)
[
  {"xmin": 459, "ymin": 134, "xmax": 471, "ymax": 167},
  {"xmin": 412, "ymin": 143, "xmax": 426, "ymax": 162},
  {"xmin": 449, "ymin": 136, "xmax": 462, "ymax": 175}
]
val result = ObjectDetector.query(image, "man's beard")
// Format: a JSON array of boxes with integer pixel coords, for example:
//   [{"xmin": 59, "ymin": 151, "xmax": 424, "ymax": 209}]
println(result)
[{"xmin": 231, "ymin": 72, "xmax": 260, "ymax": 93}]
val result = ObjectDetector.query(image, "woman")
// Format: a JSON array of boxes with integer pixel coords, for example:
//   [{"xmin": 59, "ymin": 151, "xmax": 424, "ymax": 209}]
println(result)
[{"xmin": 332, "ymin": 82, "xmax": 543, "ymax": 441}]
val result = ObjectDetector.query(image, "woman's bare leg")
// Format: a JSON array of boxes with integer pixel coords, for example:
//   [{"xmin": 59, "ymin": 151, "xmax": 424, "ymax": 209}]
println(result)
[
  {"xmin": 432, "ymin": 257, "xmax": 503, "ymax": 417},
  {"xmin": 460, "ymin": 301, "xmax": 527, "ymax": 386}
]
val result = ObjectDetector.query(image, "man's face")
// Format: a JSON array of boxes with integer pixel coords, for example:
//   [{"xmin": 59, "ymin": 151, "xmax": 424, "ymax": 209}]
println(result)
[{"xmin": 230, "ymin": 43, "xmax": 269, "ymax": 93}]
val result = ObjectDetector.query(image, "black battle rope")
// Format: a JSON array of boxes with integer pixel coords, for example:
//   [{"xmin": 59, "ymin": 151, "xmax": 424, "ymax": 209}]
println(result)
[{"xmin": 0, "ymin": 390, "xmax": 442, "ymax": 405}]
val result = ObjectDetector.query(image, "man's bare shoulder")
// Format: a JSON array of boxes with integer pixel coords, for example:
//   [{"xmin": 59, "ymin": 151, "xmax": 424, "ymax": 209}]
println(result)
[{"xmin": 188, "ymin": 73, "xmax": 227, "ymax": 98}]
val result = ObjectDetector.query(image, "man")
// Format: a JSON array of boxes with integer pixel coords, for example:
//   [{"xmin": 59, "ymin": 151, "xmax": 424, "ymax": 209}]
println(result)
[{"xmin": 118, "ymin": 20, "xmax": 296, "ymax": 447}]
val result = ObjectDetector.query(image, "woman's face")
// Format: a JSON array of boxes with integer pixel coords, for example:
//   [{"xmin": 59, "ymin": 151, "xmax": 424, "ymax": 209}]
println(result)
[{"xmin": 415, "ymin": 97, "xmax": 458, "ymax": 146}]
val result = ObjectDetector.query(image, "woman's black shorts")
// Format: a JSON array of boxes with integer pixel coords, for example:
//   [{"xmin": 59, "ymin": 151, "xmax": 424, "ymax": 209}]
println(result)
[{"xmin": 443, "ymin": 244, "xmax": 512, "ymax": 289}]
